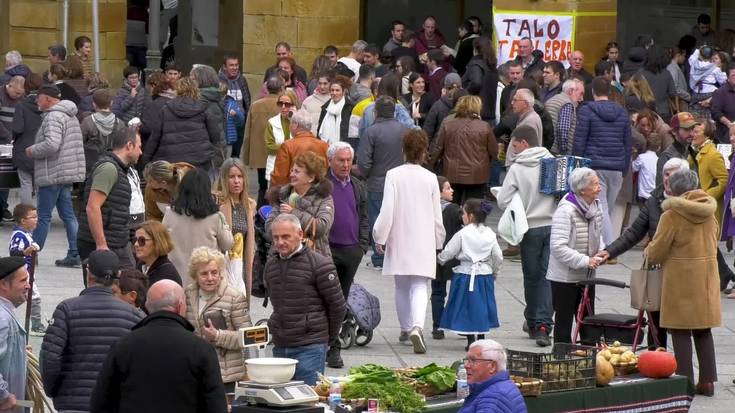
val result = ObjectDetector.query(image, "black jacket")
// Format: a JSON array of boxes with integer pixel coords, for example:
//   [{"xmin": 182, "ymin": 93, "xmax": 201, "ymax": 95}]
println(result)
[
  {"xmin": 423, "ymin": 97, "xmax": 453, "ymax": 140},
  {"xmin": 606, "ymin": 186, "xmax": 665, "ymax": 258},
  {"xmin": 515, "ymin": 50, "xmax": 545, "ymax": 79},
  {"xmin": 462, "ymin": 56, "xmax": 499, "ymax": 121},
  {"xmin": 265, "ymin": 246, "xmax": 346, "ymax": 348},
  {"xmin": 141, "ymin": 255, "xmax": 182, "ymax": 286},
  {"xmin": 11, "ymin": 93, "xmax": 42, "ymax": 172},
  {"xmin": 453, "ymin": 34, "xmax": 478, "ymax": 76},
  {"xmin": 90, "ymin": 311, "xmax": 226, "ymax": 413},
  {"xmin": 401, "ymin": 92, "xmax": 435, "ymax": 128},
  {"xmin": 139, "ymin": 94, "xmax": 173, "ymax": 146},
  {"xmin": 41, "ymin": 286, "xmax": 142, "ymax": 412},
  {"xmin": 142, "ymin": 97, "xmax": 219, "ymax": 168},
  {"xmin": 437, "ymin": 202, "xmax": 463, "ymax": 282}
]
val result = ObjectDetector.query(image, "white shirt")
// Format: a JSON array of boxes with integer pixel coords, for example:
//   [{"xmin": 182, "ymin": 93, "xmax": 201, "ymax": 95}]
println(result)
[{"xmin": 632, "ymin": 150, "xmax": 658, "ymax": 199}]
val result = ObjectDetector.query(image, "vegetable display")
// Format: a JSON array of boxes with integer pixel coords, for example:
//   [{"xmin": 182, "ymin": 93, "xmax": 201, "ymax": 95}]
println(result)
[{"xmin": 316, "ymin": 363, "xmax": 457, "ymax": 413}]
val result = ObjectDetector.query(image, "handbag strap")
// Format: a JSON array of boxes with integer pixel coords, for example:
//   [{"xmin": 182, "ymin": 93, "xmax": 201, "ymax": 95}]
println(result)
[{"xmin": 306, "ymin": 218, "xmax": 317, "ymax": 239}]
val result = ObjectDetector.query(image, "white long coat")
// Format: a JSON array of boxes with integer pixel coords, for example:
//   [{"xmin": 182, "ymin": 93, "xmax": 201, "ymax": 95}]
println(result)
[{"xmin": 373, "ymin": 164, "xmax": 446, "ymax": 278}]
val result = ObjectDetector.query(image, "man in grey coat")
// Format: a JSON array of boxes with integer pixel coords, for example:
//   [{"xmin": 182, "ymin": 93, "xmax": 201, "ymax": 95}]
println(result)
[
  {"xmin": 357, "ymin": 97, "xmax": 407, "ymax": 268},
  {"xmin": 26, "ymin": 85, "xmax": 86, "ymax": 267}
]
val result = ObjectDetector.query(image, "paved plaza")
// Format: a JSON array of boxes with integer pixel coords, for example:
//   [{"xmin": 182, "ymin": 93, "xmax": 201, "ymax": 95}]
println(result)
[{"xmin": 7, "ymin": 194, "xmax": 735, "ymax": 412}]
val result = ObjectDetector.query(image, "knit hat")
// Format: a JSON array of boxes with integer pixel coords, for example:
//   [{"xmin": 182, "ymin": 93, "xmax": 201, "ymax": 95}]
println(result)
[
  {"xmin": 444, "ymin": 73, "xmax": 462, "ymax": 89},
  {"xmin": 37, "ymin": 84, "xmax": 61, "ymax": 99},
  {"xmin": 0, "ymin": 256, "xmax": 26, "ymax": 280},
  {"xmin": 86, "ymin": 250, "xmax": 120, "ymax": 281}
]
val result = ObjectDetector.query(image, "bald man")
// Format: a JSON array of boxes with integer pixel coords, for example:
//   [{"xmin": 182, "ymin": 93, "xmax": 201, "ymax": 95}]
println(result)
[
  {"xmin": 567, "ymin": 51, "xmax": 593, "ymax": 85},
  {"xmin": 91, "ymin": 280, "xmax": 227, "ymax": 413}
]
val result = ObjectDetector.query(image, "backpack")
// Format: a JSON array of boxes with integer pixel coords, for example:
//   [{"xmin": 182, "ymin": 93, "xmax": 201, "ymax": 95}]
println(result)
[{"xmin": 83, "ymin": 116, "xmax": 124, "ymax": 173}]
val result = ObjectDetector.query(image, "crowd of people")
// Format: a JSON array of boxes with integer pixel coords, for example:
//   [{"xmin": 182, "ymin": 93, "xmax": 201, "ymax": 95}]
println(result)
[{"xmin": 0, "ymin": 12, "xmax": 734, "ymax": 412}]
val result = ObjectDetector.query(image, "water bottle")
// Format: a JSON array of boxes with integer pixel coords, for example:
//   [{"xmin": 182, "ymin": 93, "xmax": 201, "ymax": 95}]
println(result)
[
  {"xmin": 329, "ymin": 378, "xmax": 342, "ymax": 410},
  {"xmin": 456, "ymin": 364, "xmax": 470, "ymax": 399}
]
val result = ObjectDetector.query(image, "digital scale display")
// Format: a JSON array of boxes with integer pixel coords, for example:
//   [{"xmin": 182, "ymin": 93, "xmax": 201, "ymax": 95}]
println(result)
[{"xmin": 242, "ymin": 326, "xmax": 268, "ymax": 346}]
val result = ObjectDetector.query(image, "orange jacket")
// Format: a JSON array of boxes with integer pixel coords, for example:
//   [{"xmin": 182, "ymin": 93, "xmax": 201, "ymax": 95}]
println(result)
[{"xmin": 270, "ymin": 130, "xmax": 329, "ymax": 185}]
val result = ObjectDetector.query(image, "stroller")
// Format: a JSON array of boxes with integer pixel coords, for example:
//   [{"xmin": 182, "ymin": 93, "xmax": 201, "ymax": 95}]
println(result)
[
  {"xmin": 338, "ymin": 283, "xmax": 381, "ymax": 349},
  {"xmin": 572, "ymin": 271, "xmax": 659, "ymax": 352}
]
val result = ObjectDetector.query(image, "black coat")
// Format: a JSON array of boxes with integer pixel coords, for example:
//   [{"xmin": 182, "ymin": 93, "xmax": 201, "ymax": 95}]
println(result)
[
  {"xmin": 139, "ymin": 94, "xmax": 172, "ymax": 146},
  {"xmin": 453, "ymin": 34, "xmax": 478, "ymax": 76},
  {"xmin": 90, "ymin": 311, "xmax": 227, "ymax": 413},
  {"xmin": 462, "ymin": 56, "xmax": 499, "ymax": 121},
  {"xmin": 606, "ymin": 186, "xmax": 664, "ymax": 258},
  {"xmin": 40, "ymin": 286, "xmax": 143, "ymax": 412},
  {"xmin": 437, "ymin": 202, "xmax": 463, "ymax": 282},
  {"xmin": 423, "ymin": 96, "xmax": 453, "ymax": 140},
  {"xmin": 141, "ymin": 255, "xmax": 182, "ymax": 286},
  {"xmin": 11, "ymin": 93, "xmax": 42, "ymax": 172},
  {"xmin": 317, "ymin": 99, "xmax": 354, "ymax": 143}
]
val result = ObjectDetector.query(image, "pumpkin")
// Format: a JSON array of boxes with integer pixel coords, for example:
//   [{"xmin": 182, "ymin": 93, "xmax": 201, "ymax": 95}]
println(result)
[
  {"xmin": 638, "ymin": 348, "xmax": 677, "ymax": 378},
  {"xmin": 596, "ymin": 356, "xmax": 614, "ymax": 386}
]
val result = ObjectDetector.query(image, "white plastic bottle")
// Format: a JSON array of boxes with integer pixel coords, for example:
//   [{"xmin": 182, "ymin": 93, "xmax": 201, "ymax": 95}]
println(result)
[
  {"xmin": 456, "ymin": 364, "xmax": 470, "ymax": 399},
  {"xmin": 329, "ymin": 378, "xmax": 342, "ymax": 410}
]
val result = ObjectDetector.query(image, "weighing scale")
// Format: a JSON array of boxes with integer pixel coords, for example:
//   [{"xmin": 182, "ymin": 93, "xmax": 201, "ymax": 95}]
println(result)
[{"xmin": 232, "ymin": 326, "xmax": 323, "ymax": 413}]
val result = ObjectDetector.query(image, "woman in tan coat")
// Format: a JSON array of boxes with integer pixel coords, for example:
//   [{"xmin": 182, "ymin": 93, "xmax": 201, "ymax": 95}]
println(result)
[
  {"xmin": 645, "ymin": 170, "xmax": 720, "ymax": 396},
  {"xmin": 185, "ymin": 246, "xmax": 252, "ymax": 393}
]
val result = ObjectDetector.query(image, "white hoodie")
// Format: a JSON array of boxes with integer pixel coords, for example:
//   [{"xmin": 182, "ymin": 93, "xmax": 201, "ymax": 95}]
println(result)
[{"xmin": 496, "ymin": 146, "xmax": 556, "ymax": 229}]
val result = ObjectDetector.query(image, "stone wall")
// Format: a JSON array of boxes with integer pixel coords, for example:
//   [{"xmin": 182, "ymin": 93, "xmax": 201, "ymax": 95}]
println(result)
[
  {"xmin": 242, "ymin": 0, "xmax": 361, "ymax": 99},
  {"xmin": 3, "ymin": 0, "xmax": 129, "ymax": 87},
  {"xmin": 494, "ymin": 0, "xmax": 618, "ymax": 73}
]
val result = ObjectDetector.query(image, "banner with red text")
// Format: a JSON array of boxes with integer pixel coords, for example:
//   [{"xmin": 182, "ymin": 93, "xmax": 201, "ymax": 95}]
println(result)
[{"xmin": 493, "ymin": 12, "xmax": 574, "ymax": 66}]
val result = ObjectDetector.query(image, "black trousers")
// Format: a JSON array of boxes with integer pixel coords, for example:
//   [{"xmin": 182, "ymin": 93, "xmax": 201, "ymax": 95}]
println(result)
[
  {"xmin": 646, "ymin": 311, "xmax": 667, "ymax": 349},
  {"xmin": 717, "ymin": 247, "xmax": 734, "ymax": 290},
  {"xmin": 331, "ymin": 245, "xmax": 364, "ymax": 299},
  {"xmin": 670, "ymin": 328, "xmax": 717, "ymax": 384},
  {"xmin": 551, "ymin": 281, "xmax": 594, "ymax": 344},
  {"xmin": 256, "ymin": 168, "xmax": 268, "ymax": 208},
  {"xmin": 451, "ymin": 183, "xmax": 485, "ymax": 205}
]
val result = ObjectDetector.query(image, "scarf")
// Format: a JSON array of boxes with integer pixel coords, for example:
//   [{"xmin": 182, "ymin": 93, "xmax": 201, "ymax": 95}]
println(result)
[
  {"xmin": 319, "ymin": 98, "xmax": 345, "ymax": 144},
  {"xmin": 565, "ymin": 191, "xmax": 602, "ymax": 255}
]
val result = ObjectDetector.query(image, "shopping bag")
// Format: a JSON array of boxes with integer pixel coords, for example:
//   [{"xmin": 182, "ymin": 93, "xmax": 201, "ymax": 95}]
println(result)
[{"xmin": 630, "ymin": 258, "xmax": 662, "ymax": 311}]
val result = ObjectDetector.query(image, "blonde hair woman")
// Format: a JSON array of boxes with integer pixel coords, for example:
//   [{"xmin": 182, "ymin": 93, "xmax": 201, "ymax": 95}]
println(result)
[
  {"xmin": 143, "ymin": 160, "xmax": 194, "ymax": 221},
  {"xmin": 428, "ymin": 94, "xmax": 498, "ymax": 204},
  {"xmin": 214, "ymin": 158, "xmax": 256, "ymax": 297},
  {"xmin": 265, "ymin": 89, "xmax": 301, "ymax": 182},
  {"xmin": 185, "ymin": 246, "xmax": 251, "ymax": 393}
]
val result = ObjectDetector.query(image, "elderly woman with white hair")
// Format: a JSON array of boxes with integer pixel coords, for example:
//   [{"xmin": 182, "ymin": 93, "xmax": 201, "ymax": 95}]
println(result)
[
  {"xmin": 459, "ymin": 339, "xmax": 527, "ymax": 413},
  {"xmin": 645, "ymin": 169, "xmax": 720, "ymax": 396},
  {"xmin": 547, "ymin": 167, "xmax": 603, "ymax": 344},
  {"xmin": 184, "ymin": 246, "xmax": 251, "ymax": 393},
  {"xmin": 597, "ymin": 157, "xmax": 690, "ymax": 348}
]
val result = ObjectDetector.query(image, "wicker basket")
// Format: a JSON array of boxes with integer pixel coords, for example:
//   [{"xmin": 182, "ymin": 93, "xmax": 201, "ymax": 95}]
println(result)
[
  {"xmin": 507, "ymin": 343, "xmax": 597, "ymax": 393},
  {"xmin": 511, "ymin": 375, "xmax": 543, "ymax": 397},
  {"xmin": 612, "ymin": 361, "xmax": 638, "ymax": 376}
]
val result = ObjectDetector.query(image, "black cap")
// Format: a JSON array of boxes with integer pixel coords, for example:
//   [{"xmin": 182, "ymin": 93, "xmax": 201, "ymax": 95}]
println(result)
[
  {"xmin": 0, "ymin": 256, "xmax": 26, "ymax": 280},
  {"xmin": 38, "ymin": 84, "xmax": 61, "ymax": 99},
  {"xmin": 86, "ymin": 250, "xmax": 120, "ymax": 281}
]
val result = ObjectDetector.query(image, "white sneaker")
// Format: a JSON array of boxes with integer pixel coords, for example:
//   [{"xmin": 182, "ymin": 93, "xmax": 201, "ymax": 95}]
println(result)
[{"xmin": 409, "ymin": 327, "xmax": 426, "ymax": 354}]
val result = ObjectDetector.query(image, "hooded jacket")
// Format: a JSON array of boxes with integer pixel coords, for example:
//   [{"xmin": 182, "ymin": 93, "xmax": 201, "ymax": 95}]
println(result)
[
  {"xmin": 622, "ymin": 47, "xmax": 647, "ymax": 76},
  {"xmin": 463, "ymin": 56, "xmax": 499, "ymax": 121},
  {"xmin": 27, "ymin": 100, "xmax": 86, "ymax": 187},
  {"xmin": 142, "ymin": 97, "xmax": 219, "ymax": 168},
  {"xmin": 688, "ymin": 48, "xmax": 726, "ymax": 94},
  {"xmin": 80, "ymin": 112, "xmax": 125, "ymax": 172},
  {"xmin": 11, "ymin": 92, "xmax": 42, "ymax": 172},
  {"xmin": 496, "ymin": 147, "xmax": 556, "ymax": 229},
  {"xmin": 573, "ymin": 100, "xmax": 631, "ymax": 173},
  {"xmin": 645, "ymin": 190, "xmax": 721, "ymax": 329}
]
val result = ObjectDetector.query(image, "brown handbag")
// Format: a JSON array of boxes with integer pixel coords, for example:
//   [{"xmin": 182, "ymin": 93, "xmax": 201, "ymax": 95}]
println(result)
[
  {"xmin": 303, "ymin": 218, "xmax": 317, "ymax": 250},
  {"xmin": 630, "ymin": 257, "xmax": 663, "ymax": 311}
]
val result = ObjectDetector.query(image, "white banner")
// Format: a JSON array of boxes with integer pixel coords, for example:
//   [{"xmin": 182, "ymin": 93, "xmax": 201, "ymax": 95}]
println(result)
[{"xmin": 493, "ymin": 12, "xmax": 574, "ymax": 66}]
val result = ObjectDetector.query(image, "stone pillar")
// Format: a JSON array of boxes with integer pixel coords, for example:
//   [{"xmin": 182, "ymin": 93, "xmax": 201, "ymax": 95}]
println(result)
[{"xmin": 146, "ymin": 0, "xmax": 162, "ymax": 73}]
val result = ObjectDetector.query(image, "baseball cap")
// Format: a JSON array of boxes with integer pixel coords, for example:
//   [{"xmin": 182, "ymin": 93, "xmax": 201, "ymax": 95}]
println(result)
[
  {"xmin": 444, "ymin": 73, "xmax": 462, "ymax": 89},
  {"xmin": 37, "ymin": 84, "xmax": 61, "ymax": 99},
  {"xmin": 670, "ymin": 112, "xmax": 699, "ymax": 129},
  {"xmin": 86, "ymin": 250, "xmax": 120, "ymax": 280}
]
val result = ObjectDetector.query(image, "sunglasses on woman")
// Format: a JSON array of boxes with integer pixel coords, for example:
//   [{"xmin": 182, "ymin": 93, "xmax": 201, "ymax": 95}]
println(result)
[
  {"xmin": 277, "ymin": 101, "xmax": 294, "ymax": 108},
  {"xmin": 134, "ymin": 236, "xmax": 152, "ymax": 246}
]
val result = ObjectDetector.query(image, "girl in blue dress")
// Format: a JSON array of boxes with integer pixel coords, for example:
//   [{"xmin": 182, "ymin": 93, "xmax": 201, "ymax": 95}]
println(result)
[{"xmin": 438, "ymin": 198, "xmax": 502, "ymax": 349}]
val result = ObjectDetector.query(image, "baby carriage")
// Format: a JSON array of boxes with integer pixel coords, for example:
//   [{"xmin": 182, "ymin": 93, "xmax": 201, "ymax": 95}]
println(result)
[
  {"xmin": 572, "ymin": 271, "xmax": 658, "ymax": 352},
  {"xmin": 338, "ymin": 283, "xmax": 381, "ymax": 349}
]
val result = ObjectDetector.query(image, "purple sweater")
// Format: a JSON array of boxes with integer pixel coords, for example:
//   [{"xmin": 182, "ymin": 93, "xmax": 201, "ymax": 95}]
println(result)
[{"xmin": 328, "ymin": 173, "xmax": 360, "ymax": 247}]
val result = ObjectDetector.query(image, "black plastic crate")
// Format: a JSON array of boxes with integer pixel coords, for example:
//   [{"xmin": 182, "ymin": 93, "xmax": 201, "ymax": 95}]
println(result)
[{"xmin": 506, "ymin": 343, "xmax": 597, "ymax": 393}]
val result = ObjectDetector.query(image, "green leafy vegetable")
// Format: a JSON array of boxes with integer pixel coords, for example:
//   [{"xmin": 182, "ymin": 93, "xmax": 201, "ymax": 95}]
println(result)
[
  {"xmin": 413, "ymin": 363, "xmax": 457, "ymax": 392},
  {"xmin": 342, "ymin": 380, "xmax": 426, "ymax": 413},
  {"xmin": 348, "ymin": 364, "xmax": 393, "ymax": 375}
]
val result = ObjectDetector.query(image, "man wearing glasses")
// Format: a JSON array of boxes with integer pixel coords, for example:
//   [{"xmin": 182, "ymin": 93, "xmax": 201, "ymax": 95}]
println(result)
[{"xmin": 458, "ymin": 339, "xmax": 528, "ymax": 413}]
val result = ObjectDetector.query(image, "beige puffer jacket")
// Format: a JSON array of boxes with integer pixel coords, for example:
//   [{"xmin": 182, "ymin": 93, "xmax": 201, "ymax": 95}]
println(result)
[{"xmin": 185, "ymin": 279, "xmax": 252, "ymax": 383}]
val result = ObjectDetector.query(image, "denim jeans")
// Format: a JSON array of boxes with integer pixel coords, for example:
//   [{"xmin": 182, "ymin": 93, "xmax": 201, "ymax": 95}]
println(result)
[
  {"xmin": 272, "ymin": 343, "xmax": 327, "ymax": 385},
  {"xmin": 366, "ymin": 191, "xmax": 384, "ymax": 266},
  {"xmin": 33, "ymin": 184, "xmax": 79, "ymax": 257},
  {"xmin": 519, "ymin": 226, "xmax": 554, "ymax": 329}
]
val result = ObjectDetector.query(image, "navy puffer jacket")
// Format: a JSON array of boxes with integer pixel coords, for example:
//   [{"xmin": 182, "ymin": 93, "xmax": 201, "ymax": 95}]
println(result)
[
  {"xmin": 40, "ymin": 286, "xmax": 143, "ymax": 412},
  {"xmin": 458, "ymin": 370, "xmax": 528, "ymax": 413},
  {"xmin": 573, "ymin": 100, "xmax": 632, "ymax": 173}
]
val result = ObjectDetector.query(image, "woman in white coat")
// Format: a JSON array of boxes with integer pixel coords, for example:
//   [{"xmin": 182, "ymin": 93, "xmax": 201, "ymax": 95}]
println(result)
[
  {"xmin": 373, "ymin": 129, "xmax": 446, "ymax": 354},
  {"xmin": 264, "ymin": 90, "xmax": 300, "ymax": 182}
]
